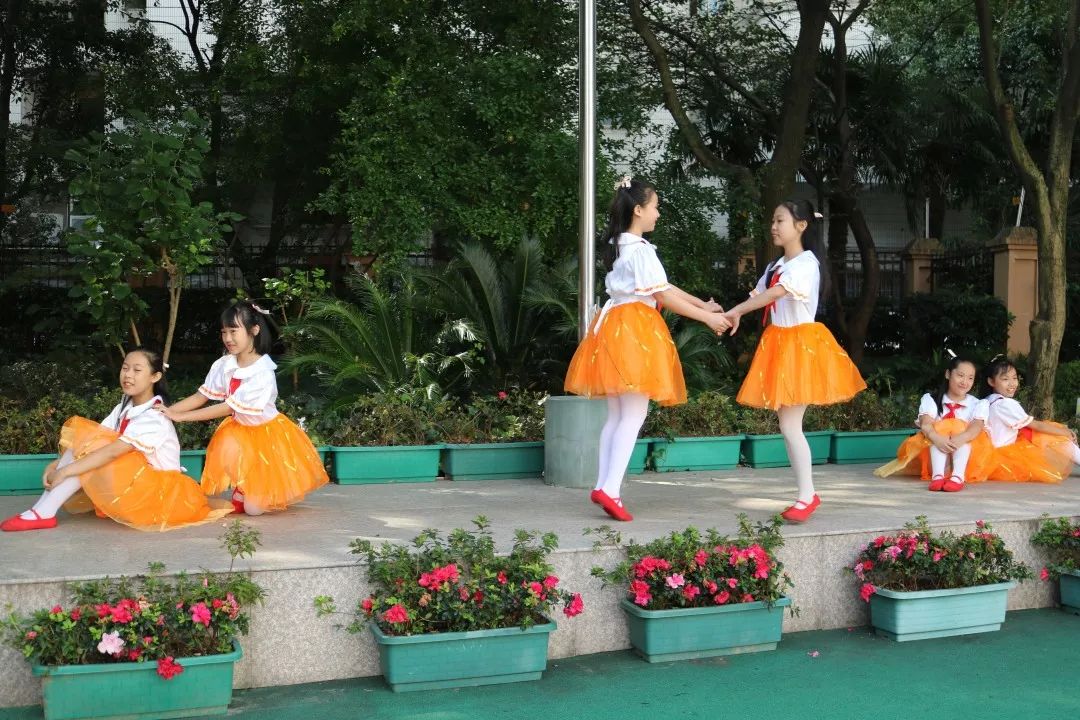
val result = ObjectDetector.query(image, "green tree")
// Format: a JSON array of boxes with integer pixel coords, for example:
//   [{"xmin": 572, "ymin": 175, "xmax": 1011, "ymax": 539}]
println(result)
[{"xmin": 65, "ymin": 111, "xmax": 238, "ymax": 362}]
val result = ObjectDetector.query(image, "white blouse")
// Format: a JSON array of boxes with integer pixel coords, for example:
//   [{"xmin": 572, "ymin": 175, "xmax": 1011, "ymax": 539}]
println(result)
[
  {"xmin": 749, "ymin": 250, "xmax": 820, "ymax": 327},
  {"xmin": 593, "ymin": 233, "xmax": 671, "ymax": 332},
  {"xmin": 100, "ymin": 395, "xmax": 182, "ymax": 471},
  {"xmin": 915, "ymin": 393, "xmax": 987, "ymax": 426},
  {"xmin": 198, "ymin": 354, "xmax": 280, "ymax": 426},
  {"xmin": 980, "ymin": 394, "xmax": 1034, "ymax": 447}
]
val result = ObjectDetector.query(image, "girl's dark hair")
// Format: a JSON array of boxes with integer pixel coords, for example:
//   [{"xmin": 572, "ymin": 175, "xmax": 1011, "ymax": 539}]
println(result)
[
  {"xmin": 221, "ymin": 300, "xmax": 276, "ymax": 356},
  {"xmin": 772, "ymin": 199, "xmax": 829, "ymax": 307},
  {"xmin": 933, "ymin": 355, "xmax": 977, "ymax": 415},
  {"xmin": 599, "ymin": 179, "xmax": 656, "ymax": 271},
  {"xmin": 982, "ymin": 355, "xmax": 1017, "ymax": 397},
  {"xmin": 118, "ymin": 347, "xmax": 170, "ymax": 421}
]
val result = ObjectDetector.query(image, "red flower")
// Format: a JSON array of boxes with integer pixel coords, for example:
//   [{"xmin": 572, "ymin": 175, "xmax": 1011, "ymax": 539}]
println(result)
[
  {"xmin": 873, "ymin": 537, "xmax": 886, "ymax": 548},
  {"xmin": 156, "ymin": 657, "xmax": 184, "ymax": 680},
  {"xmin": 859, "ymin": 583, "xmax": 876, "ymax": 603},
  {"xmin": 155, "ymin": 615, "xmax": 165, "ymax": 626},
  {"xmin": 741, "ymin": 593, "xmax": 754, "ymax": 603},
  {"xmin": 143, "ymin": 636, "xmax": 154, "ymax": 645},
  {"xmin": 383, "ymin": 604, "xmax": 409, "ymax": 625},
  {"xmin": 473, "ymin": 590, "xmax": 484, "ymax": 604},
  {"xmin": 25, "ymin": 631, "xmax": 37, "ymax": 640},
  {"xmin": 714, "ymin": 591, "xmax": 730, "ymax": 605},
  {"xmin": 190, "ymin": 602, "xmax": 211, "ymax": 627},
  {"xmin": 705, "ymin": 581, "xmax": 718, "ymax": 594},
  {"xmin": 109, "ymin": 605, "xmax": 133, "ymax": 624},
  {"xmin": 497, "ymin": 571, "xmax": 508, "ymax": 585},
  {"xmin": 50, "ymin": 605, "xmax": 62, "ymax": 615},
  {"xmin": 212, "ymin": 599, "xmax": 224, "ymax": 609},
  {"xmin": 976, "ymin": 520, "xmax": 986, "ymax": 529},
  {"xmin": 361, "ymin": 597, "xmax": 374, "ymax": 615},
  {"xmin": 694, "ymin": 550, "xmax": 708, "ymax": 567},
  {"xmin": 682, "ymin": 585, "xmax": 701, "ymax": 601},
  {"xmin": 69, "ymin": 608, "xmax": 81, "ymax": 622},
  {"xmin": 497, "ymin": 391, "xmax": 509, "ymax": 400},
  {"xmin": 727, "ymin": 578, "xmax": 738, "ymax": 589},
  {"xmin": 542, "ymin": 575, "xmax": 559, "ymax": 589},
  {"xmin": 95, "ymin": 603, "xmax": 111, "ymax": 619},
  {"xmin": 459, "ymin": 587, "xmax": 470, "ymax": 601},
  {"xmin": 1040, "ymin": 567, "xmax": 1051, "ymax": 582},
  {"xmin": 630, "ymin": 579, "xmax": 652, "ymax": 606},
  {"xmin": 528, "ymin": 581, "xmax": 544, "ymax": 596},
  {"xmin": 127, "ymin": 650, "xmax": 141, "ymax": 661},
  {"xmin": 563, "ymin": 593, "xmax": 584, "ymax": 617},
  {"xmin": 861, "ymin": 560, "xmax": 873, "ymax": 571}
]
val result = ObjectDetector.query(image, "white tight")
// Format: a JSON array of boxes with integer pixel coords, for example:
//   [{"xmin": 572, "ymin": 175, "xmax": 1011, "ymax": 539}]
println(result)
[
  {"xmin": 23, "ymin": 451, "xmax": 83, "ymax": 520},
  {"xmin": 596, "ymin": 393, "xmax": 650, "ymax": 499},
  {"xmin": 930, "ymin": 443, "xmax": 972, "ymax": 481},
  {"xmin": 778, "ymin": 405, "xmax": 815, "ymax": 504},
  {"xmin": 232, "ymin": 490, "xmax": 266, "ymax": 516}
]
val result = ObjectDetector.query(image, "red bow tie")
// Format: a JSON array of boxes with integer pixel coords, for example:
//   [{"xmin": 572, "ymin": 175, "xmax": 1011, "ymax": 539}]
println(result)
[
  {"xmin": 761, "ymin": 271, "xmax": 783, "ymax": 327},
  {"xmin": 942, "ymin": 402, "xmax": 963, "ymax": 419}
]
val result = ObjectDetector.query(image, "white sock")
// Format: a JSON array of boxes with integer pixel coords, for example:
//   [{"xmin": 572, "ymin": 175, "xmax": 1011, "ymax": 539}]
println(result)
[
  {"xmin": 26, "ymin": 476, "xmax": 83, "ymax": 520},
  {"xmin": 599, "ymin": 393, "xmax": 649, "ymax": 499},
  {"xmin": 595, "ymin": 397, "xmax": 621, "ymax": 491},
  {"xmin": 241, "ymin": 496, "xmax": 266, "ymax": 516},
  {"xmin": 950, "ymin": 444, "xmax": 972, "ymax": 482},
  {"xmin": 1070, "ymin": 442, "xmax": 1080, "ymax": 466},
  {"xmin": 929, "ymin": 446, "xmax": 947, "ymax": 478},
  {"xmin": 779, "ymin": 405, "xmax": 814, "ymax": 504}
]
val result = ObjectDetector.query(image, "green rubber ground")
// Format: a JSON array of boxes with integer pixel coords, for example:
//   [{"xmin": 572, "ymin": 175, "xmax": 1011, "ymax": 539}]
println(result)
[{"xmin": 4, "ymin": 608, "xmax": 1078, "ymax": 719}]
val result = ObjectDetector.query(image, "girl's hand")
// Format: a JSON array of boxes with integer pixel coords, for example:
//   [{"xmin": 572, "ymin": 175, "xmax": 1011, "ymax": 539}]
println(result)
[
  {"xmin": 932, "ymin": 436, "xmax": 957, "ymax": 453},
  {"xmin": 702, "ymin": 297, "xmax": 724, "ymax": 313},
  {"xmin": 704, "ymin": 311, "xmax": 731, "ymax": 335},
  {"xmin": 722, "ymin": 310, "xmax": 741, "ymax": 336},
  {"xmin": 158, "ymin": 406, "xmax": 183, "ymax": 422},
  {"xmin": 43, "ymin": 467, "xmax": 67, "ymax": 490}
]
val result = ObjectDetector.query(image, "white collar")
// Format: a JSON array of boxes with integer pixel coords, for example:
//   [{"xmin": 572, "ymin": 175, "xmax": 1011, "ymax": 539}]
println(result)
[
  {"xmin": 221, "ymin": 353, "xmax": 277, "ymax": 379},
  {"xmin": 122, "ymin": 394, "xmax": 164, "ymax": 420},
  {"xmin": 616, "ymin": 232, "xmax": 650, "ymax": 247},
  {"xmin": 774, "ymin": 249, "xmax": 815, "ymax": 269}
]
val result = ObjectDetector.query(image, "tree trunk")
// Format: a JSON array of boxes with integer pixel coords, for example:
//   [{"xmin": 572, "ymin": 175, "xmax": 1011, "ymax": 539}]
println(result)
[
  {"xmin": 974, "ymin": 0, "xmax": 1079, "ymax": 418},
  {"xmin": 0, "ymin": 0, "xmax": 24, "ymax": 235},
  {"xmin": 826, "ymin": 193, "xmax": 850, "ymax": 344},
  {"xmin": 844, "ymin": 204, "xmax": 879, "ymax": 366}
]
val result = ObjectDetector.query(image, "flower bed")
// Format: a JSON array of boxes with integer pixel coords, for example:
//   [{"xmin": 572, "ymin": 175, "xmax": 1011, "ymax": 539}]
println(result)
[{"xmin": 1031, "ymin": 516, "xmax": 1080, "ymax": 615}]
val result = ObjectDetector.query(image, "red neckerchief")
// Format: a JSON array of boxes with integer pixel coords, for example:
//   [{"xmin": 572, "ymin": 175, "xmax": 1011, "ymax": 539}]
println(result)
[
  {"xmin": 942, "ymin": 402, "xmax": 962, "ymax": 420},
  {"xmin": 761, "ymin": 271, "xmax": 783, "ymax": 327},
  {"xmin": 228, "ymin": 377, "xmax": 242, "ymax": 396}
]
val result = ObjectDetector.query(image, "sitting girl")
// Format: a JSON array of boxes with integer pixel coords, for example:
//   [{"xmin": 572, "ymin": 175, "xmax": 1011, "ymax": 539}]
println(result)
[
  {"xmin": 971, "ymin": 356, "xmax": 1080, "ymax": 483},
  {"xmin": 1, "ymin": 348, "xmax": 233, "ymax": 532},
  {"xmin": 875, "ymin": 354, "xmax": 992, "ymax": 491}
]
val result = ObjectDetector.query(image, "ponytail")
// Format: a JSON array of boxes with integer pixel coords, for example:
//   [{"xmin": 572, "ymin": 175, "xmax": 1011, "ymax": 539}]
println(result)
[
  {"xmin": 598, "ymin": 177, "xmax": 656, "ymax": 272},
  {"xmin": 777, "ymin": 199, "xmax": 828, "ymax": 306}
]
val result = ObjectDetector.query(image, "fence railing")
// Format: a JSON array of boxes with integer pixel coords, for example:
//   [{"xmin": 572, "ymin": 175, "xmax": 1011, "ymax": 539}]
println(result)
[
  {"xmin": 930, "ymin": 249, "xmax": 993, "ymax": 294},
  {"xmin": 833, "ymin": 250, "xmax": 904, "ymax": 304}
]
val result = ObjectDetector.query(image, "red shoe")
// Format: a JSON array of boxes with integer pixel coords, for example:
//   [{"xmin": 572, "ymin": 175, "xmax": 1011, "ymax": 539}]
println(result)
[
  {"xmin": 942, "ymin": 477, "xmax": 965, "ymax": 492},
  {"xmin": 94, "ymin": 508, "xmax": 107, "ymax": 519},
  {"xmin": 589, "ymin": 490, "xmax": 603, "ymax": 505},
  {"xmin": 1, "ymin": 510, "xmax": 58, "ymax": 532},
  {"xmin": 928, "ymin": 475, "xmax": 946, "ymax": 492},
  {"xmin": 781, "ymin": 495, "xmax": 820, "ymax": 523},
  {"xmin": 594, "ymin": 490, "xmax": 633, "ymax": 522},
  {"xmin": 231, "ymin": 491, "xmax": 245, "ymax": 514}
]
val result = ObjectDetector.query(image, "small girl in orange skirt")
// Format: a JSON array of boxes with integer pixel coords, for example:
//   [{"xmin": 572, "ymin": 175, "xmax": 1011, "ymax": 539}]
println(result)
[
  {"xmin": 722, "ymin": 200, "xmax": 866, "ymax": 522},
  {"xmin": 564, "ymin": 176, "xmax": 732, "ymax": 521},
  {"xmin": 874, "ymin": 354, "xmax": 992, "ymax": 491},
  {"xmin": 163, "ymin": 300, "xmax": 328, "ymax": 515},
  {"xmin": 1, "ymin": 348, "xmax": 233, "ymax": 532},
  {"xmin": 971, "ymin": 356, "xmax": 1080, "ymax": 483}
]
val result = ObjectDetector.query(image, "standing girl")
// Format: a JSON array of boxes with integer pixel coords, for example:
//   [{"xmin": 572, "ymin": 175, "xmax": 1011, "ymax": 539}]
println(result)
[
  {"xmin": 971, "ymin": 356, "xmax": 1080, "ymax": 482},
  {"xmin": 1, "ymin": 348, "xmax": 233, "ymax": 532},
  {"xmin": 721, "ymin": 200, "xmax": 866, "ymax": 522},
  {"xmin": 875, "ymin": 354, "xmax": 992, "ymax": 491},
  {"xmin": 564, "ymin": 176, "xmax": 731, "ymax": 522},
  {"xmin": 163, "ymin": 300, "xmax": 329, "ymax": 515}
]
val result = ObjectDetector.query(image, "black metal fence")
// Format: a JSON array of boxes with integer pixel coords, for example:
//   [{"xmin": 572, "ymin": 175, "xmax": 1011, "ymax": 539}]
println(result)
[
  {"xmin": 834, "ymin": 250, "xmax": 904, "ymax": 304},
  {"xmin": 930, "ymin": 249, "xmax": 994, "ymax": 294}
]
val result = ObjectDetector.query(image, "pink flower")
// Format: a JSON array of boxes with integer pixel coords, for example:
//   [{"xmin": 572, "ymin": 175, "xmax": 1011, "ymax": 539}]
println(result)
[
  {"xmin": 50, "ymin": 605, "xmax": 62, "ymax": 615},
  {"xmin": 975, "ymin": 520, "xmax": 986, "ymax": 529},
  {"xmin": 727, "ymin": 578, "xmax": 738, "ymax": 589},
  {"xmin": 528, "ymin": 581, "xmax": 544, "ymax": 596},
  {"xmin": 705, "ymin": 581, "xmax": 718, "ymax": 594},
  {"xmin": 225, "ymin": 593, "xmax": 240, "ymax": 620},
  {"xmin": 714, "ymin": 591, "xmax": 730, "ymax": 605},
  {"xmin": 458, "ymin": 587, "xmax": 470, "ymax": 601},
  {"xmin": 808, "ymin": 650, "xmax": 820, "ymax": 658},
  {"xmin": 543, "ymin": 575, "xmax": 559, "ymax": 589},
  {"xmin": 665, "ymin": 574, "xmax": 685, "ymax": 589},
  {"xmin": 361, "ymin": 597, "xmax": 374, "ymax": 615},
  {"xmin": 497, "ymin": 571, "xmax": 508, "ymax": 585},
  {"xmin": 859, "ymin": 583, "xmax": 876, "ymax": 603},
  {"xmin": 383, "ymin": 604, "xmax": 409, "ymax": 624},
  {"xmin": 630, "ymin": 579, "xmax": 652, "ymax": 606},
  {"xmin": 932, "ymin": 551, "xmax": 944, "ymax": 563},
  {"xmin": 682, "ymin": 585, "xmax": 701, "ymax": 601},
  {"xmin": 157, "ymin": 656, "xmax": 184, "ymax": 680},
  {"xmin": 25, "ymin": 631, "xmax": 37, "ymax": 640},
  {"xmin": 212, "ymin": 599, "xmax": 224, "ymax": 610},
  {"xmin": 69, "ymin": 608, "xmax": 81, "ymax": 622},
  {"xmin": 497, "ymin": 391, "xmax": 508, "ymax": 400},
  {"xmin": 694, "ymin": 550, "xmax": 708, "ymax": 567},
  {"xmin": 190, "ymin": 602, "xmax": 211, "ymax": 627},
  {"xmin": 754, "ymin": 564, "xmax": 770, "ymax": 579},
  {"xmin": 741, "ymin": 593, "xmax": 754, "ymax": 603},
  {"xmin": 1040, "ymin": 567, "xmax": 1051, "ymax": 582},
  {"xmin": 97, "ymin": 631, "xmax": 125, "ymax": 656},
  {"xmin": 563, "ymin": 593, "xmax": 584, "ymax": 617}
]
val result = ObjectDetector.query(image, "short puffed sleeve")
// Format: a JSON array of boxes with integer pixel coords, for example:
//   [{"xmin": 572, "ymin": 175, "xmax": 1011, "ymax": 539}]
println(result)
[
  {"xmin": 226, "ymin": 369, "xmax": 276, "ymax": 416},
  {"xmin": 99, "ymin": 402, "xmax": 123, "ymax": 430},
  {"xmin": 992, "ymin": 398, "xmax": 1032, "ymax": 430},
  {"xmin": 916, "ymin": 393, "xmax": 939, "ymax": 423},
  {"xmin": 198, "ymin": 356, "xmax": 229, "ymax": 401},
  {"xmin": 119, "ymin": 412, "xmax": 170, "ymax": 455},
  {"xmin": 626, "ymin": 244, "xmax": 671, "ymax": 297},
  {"xmin": 777, "ymin": 256, "xmax": 816, "ymax": 303},
  {"xmin": 971, "ymin": 397, "xmax": 990, "ymax": 422}
]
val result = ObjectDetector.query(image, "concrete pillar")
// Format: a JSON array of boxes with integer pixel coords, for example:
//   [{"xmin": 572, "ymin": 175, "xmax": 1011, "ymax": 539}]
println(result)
[
  {"xmin": 900, "ymin": 237, "xmax": 942, "ymax": 296},
  {"xmin": 544, "ymin": 396, "xmax": 606, "ymax": 489},
  {"xmin": 987, "ymin": 226, "xmax": 1039, "ymax": 355}
]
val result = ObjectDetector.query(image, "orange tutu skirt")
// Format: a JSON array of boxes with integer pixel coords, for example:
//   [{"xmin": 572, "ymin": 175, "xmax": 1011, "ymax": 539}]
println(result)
[
  {"xmin": 736, "ymin": 322, "xmax": 866, "ymax": 409},
  {"xmin": 201, "ymin": 414, "xmax": 329, "ymax": 510},
  {"xmin": 873, "ymin": 418, "xmax": 995, "ymax": 483},
  {"xmin": 59, "ymin": 417, "xmax": 233, "ymax": 531},
  {"xmin": 967, "ymin": 424, "xmax": 1077, "ymax": 483},
  {"xmin": 564, "ymin": 301, "xmax": 687, "ymax": 406}
]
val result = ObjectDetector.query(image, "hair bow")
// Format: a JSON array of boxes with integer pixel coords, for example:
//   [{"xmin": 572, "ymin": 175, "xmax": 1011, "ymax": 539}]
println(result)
[
  {"xmin": 813, "ymin": 212, "xmax": 823, "ymax": 219},
  {"xmin": 614, "ymin": 175, "xmax": 632, "ymax": 190},
  {"xmin": 945, "ymin": 349, "xmax": 956, "ymax": 359},
  {"xmin": 250, "ymin": 302, "xmax": 271, "ymax": 316}
]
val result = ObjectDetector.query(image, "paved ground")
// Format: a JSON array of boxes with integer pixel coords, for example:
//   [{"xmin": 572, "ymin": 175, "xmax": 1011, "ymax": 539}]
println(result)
[
  {"xmin": 3, "ymin": 608, "xmax": 1076, "ymax": 720},
  {"xmin": 2, "ymin": 463, "xmax": 1080, "ymax": 582}
]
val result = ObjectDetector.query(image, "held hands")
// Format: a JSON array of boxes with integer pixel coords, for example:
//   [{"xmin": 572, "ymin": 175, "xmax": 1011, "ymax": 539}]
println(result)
[
  {"xmin": 929, "ymin": 432, "xmax": 957, "ymax": 454},
  {"xmin": 43, "ymin": 466, "xmax": 69, "ymax": 490},
  {"xmin": 721, "ymin": 310, "xmax": 741, "ymax": 336},
  {"xmin": 704, "ymin": 310, "xmax": 732, "ymax": 335},
  {"xmin": 701, "ymin": 297, "xmax": 724, "ymax": 313}
]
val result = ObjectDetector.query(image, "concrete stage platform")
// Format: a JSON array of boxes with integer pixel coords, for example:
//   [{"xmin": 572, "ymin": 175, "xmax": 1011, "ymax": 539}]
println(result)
[{"xmin": 2, "ymin": 463, "xmax": 1079, "ymax": 707}]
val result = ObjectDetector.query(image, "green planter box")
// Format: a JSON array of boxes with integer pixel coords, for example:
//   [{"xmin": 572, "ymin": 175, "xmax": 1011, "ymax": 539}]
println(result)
[
  {"xmin": 371, "ymin": 619, "xmax": 555, "ymax": 692},
  {"xmin": 31, "ymin": 641, "xmax": 242, "ymax": 720},
  {"xmin": 829, "ymin": 429, "xmax": 916, "ymax": 464},
  {"xmin": 0, "ymin": 453, "xmax": 56, "ymax": 495},
  {"xmin": 443, "ymin": 442, "xmax": 544, "ymax": 481},
  {"xmin": 740, "ymin": 431, "xmax": 833, "ymax": 468},
  {"xmin": 869, "ymin": 582, "xmax": 1016, "ymax": 642},
  {"xmin": 1060, "ymin": 571, "xmax": 1080, "ymax": 615},
  {"xmin": 331, "ymin": 445, "xmax": 442, "ymax": 484},
  {"xmin": 627, "ymin": 438, "xmax": 653, "ymax": 475},
  {"xmin": 620, "ymin": 597, "xmax": 790, "ymax": 663},
  {"xmin": 179, "ymin": 450, "xmax": 206, "ymax": 481},
  {"xmin": 651, "ymin": 435, "xmax": 745, "ymax": 472}
]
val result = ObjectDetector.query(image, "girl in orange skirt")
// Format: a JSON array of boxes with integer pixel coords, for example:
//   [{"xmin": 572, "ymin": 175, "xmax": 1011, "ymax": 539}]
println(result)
[
  {"xmin": 721, "ymin": 200, "xmax": 866, "ymax": 522},
  {"xmin": 565, "ymin": 176, "xmax": 732, "ymax": 521},
  {"xmin": 163, "ymin": 300, "xmax": 328, "ymax": 515},
  {"xmin": 1, "ymin": 348, "xmax": 232, "ymax": 532},
  {"xmin": 970, "ymin": 356, "xmax": 1079, "ymax": 483},
  {"xmin": 874, "ymin": 354, "xmax": 992, "ymax": 491}
]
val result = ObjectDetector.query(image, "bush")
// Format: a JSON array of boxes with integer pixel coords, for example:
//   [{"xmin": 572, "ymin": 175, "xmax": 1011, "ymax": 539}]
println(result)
[
  {"xmin": 901, "ymin": 290, "xmax": 1010, "ymax": 358},
  {"xmin": 327, "ymin": 392, "xmax": 445, "ymax": 446},
  {"xmin": 805, "ymin": 392, "xmax": 917, "ymax": 432},
  {"xmin": 642, "ymin": 391, "xmax": 740, "ymax": 438},
  {"xmin": 0, "ymin": 389, "xmax": 118, "ymax": 454},
  {"xmin": 1031, "ymin": 516, "xmax": 1080, "ymax": 581},
  {"xmin": 315, "ymin": 517, "xmax": 584, "ymax": 636},
  {"xmin": 1054, "ymin": 360, "xmax": 1080, "ymax": 420},
  {"xmin": 437, "ymin": 390, "xmax": 547, "ymax": 443}
]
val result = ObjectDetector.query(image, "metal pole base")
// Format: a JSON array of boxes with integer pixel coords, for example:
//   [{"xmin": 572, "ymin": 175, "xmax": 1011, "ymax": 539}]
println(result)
[{"xmin": 543, "ymin": 396, "xmax": 606, "ymax": 488}]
